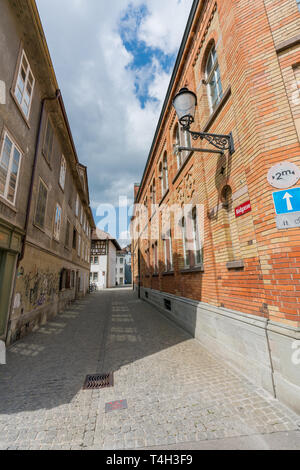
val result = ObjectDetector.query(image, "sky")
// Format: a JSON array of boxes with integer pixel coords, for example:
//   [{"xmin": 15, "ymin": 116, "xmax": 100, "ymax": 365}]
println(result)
[{"xmin": 35, "ymin": 0, "xmax": 194, "ymax": 245}]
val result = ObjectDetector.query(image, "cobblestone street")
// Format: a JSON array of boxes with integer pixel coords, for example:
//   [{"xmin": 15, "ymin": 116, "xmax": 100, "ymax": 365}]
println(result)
[{"xmin": 0, "ymin": 288, "xmax": 299, "ymax": 450}]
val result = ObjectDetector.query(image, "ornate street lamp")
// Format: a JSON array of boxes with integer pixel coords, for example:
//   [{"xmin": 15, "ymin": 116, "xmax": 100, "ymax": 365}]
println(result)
[{"xmin": 173, "ymin": 87, "xmax": 235, "ymax": 155}]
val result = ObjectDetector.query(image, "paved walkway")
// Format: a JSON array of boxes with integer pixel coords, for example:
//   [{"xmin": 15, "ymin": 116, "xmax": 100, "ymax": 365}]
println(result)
[{"xmin": 0, "ymin": 288, "xmax": 299, "ymax": 450}]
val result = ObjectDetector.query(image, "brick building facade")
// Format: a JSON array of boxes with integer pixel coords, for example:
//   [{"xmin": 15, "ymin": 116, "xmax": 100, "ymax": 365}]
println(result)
[
  {"xmin": 132, "ymin": 0, "xmax": 300, "ymax": 413},
  {"xmin": 0, "ymin": 0, "xmax": 95, "ymax": 354}
]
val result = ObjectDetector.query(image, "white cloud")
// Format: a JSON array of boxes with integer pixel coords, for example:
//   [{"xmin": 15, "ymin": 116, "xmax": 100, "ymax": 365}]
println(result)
[
  {"xmin": 138, "ymin": 0, "xmax": 191, "ymax": 55},
  {"xmin": 36, "ymin": 0, "xmax": 193, "ymax": 209}
]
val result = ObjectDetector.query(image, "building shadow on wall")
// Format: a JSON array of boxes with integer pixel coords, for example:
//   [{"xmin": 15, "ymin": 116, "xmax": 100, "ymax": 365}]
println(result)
[{"xmin": 0, "ymin": 251, "xmax": 202, "ymax": 414}]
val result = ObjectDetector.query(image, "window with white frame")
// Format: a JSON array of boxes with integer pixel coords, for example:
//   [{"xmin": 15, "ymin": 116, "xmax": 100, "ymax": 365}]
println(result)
[
  {"xmin": 59, "ymin": 155, "xmax": 67, "ymax": 190},
  {"xmin": 75, "ymin": 193, "xmax": 79, "ymax": 217},
  {"xmin": 35, "ymin": 178, "xmax": 48, "ymax": 229},
  {"xmin": 14, "ymin": 50, "xmax": 35, "ymax": 119},
  {"xmin": 159, "ymin": 152, "xmax": 169, "ymax": 197},
  {"xmin": 163, "ymin": 229, "xmax": 173, "ymax": 272},
  {"xmin": 53, "ymin": 203, "xmax": 62, "ymax": 241},
  {"xmin": 78, "ymin": 234, "xmax": 81, "ymax": 257},
  {"xmin": 181, "ymin": 217, "xmax": 190, "ymax": 268},
  {"xmin": 43, "ymin": 118, "xmax": 54, "ymax": 162},
  {"xmin": 174, "ymin": 123, "xmax": 191, "ymax": 170},
  {"xmin": 205, "ymin": 45, "xmax": 223, "ymax": 112},
  {"xmin": 163, "ymin": 153, "xmax": 169, "ymax": 193},
  {"xmin": 0, "ymin": 132, "xmax": 22, "ymax": 205},
  {"xmin": 192, "ymin": 207, "xmax": 203, "ymax": 266},
  {"xmin": 150, "ymin": 179, "xmax": 156, "ymax": 216},
  {"xmin": 181, "ymin": 208, "xmax": 203, "ymax": 268},
  {"xmin": 152, "ymin": 241, "xmax": 158, "ymax": 274}
]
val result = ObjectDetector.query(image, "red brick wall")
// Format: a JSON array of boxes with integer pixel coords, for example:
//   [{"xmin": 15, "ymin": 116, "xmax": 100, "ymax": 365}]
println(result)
[{"xmin": 132, "ymin": 0, "xmax": 300, "ymax": 327}]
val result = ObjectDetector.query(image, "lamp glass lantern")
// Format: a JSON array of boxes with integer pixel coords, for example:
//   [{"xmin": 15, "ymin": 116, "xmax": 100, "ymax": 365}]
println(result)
[{"xmin": 172, "ymin": 87, "xmax": 197, "ymax": 129}]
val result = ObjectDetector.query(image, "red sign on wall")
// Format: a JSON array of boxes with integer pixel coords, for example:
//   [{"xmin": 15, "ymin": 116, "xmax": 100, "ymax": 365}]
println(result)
[{"xmin": 235, "ymin": 200, "xmax": 251, "ymax": 218}]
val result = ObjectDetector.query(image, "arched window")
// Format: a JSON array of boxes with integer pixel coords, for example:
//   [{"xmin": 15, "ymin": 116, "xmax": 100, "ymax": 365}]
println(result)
[
  {"xmin": 163, "ymin": 153, "xmax": 169, "ymax": 193},
  {"xmin": 173, "ymin": 123, "xmax": 191, "ymax": 170},
  {"xmin": 205, "ymin": 45, "xmax": 223, "ymax": 112},
  {"xmin": 174, "ymin": 124, "xmax": 182, "ymax": 169},
  {"xmin": 159, "ymin": 162, "xmax": 163, "ymax": 195},
  {"xmin": 150, "ymin": 179, "xmax": 156, "ymax": 216},
  {"xmin": 152, "ymin": 179, "xmax": 156, "ymax": 205},
  {"xmin": 159, "ymin": 152, "xmax": 169, "ymax": 197}
]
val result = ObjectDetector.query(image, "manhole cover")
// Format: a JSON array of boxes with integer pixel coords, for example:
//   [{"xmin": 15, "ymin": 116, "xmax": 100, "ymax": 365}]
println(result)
[
  {"xmin": 83, "ymin": 373, "xmax": 114, "ymax": 390},
  {"xmin": 105, "ymin": 400, "xmax": 128, "ymax": 413}
]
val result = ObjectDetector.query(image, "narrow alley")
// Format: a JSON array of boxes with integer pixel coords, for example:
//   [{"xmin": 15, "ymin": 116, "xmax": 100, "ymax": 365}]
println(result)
[{"xmin": 0, "ymin": 289, "xmax": 298, "ymax": 450}]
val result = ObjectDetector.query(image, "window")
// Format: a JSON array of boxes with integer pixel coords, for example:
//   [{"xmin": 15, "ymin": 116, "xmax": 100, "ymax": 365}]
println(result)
[
  {"xmin": 59, "ymin": 269, "xmax": 67, "ymax": 291},
  {"xmin": 120, "ymin": 268, "xmax": 123, "ymax": 274},
  {"xmin": 59, "ymin": 155, "xmax": 67, "ymax": 190},
  {"xmin": 80, "ymin": 203, "xmax": 83, "ymax": 225},
  {"xmin": 53, "ymin": 203, "xmax": 62, "ymax": 241},
  {"xmin": 0, "ymin": 132, "xmax": 22, "ymax": 205},
  {"xmin": 73, "ymin": 228, "xmax": 77, "ymax": 249},
  {"xmin": 192, "ymin": 207, "xmax": 203, "ymax": 266},
  {"xmin": 159, "ymin": 153, "xmax": 169, "ymax": 197},
  {"xmin": 120, "ymin": 258, "xmax": 124, "ymax": 264},
  {"xmin": 75, "ymin": 193, "xmax": 79, "ymax": 217},
  {"xmin": 205, "ymin": 45, "xmax": 223, "ymax": 112},
  {"xmin": 65, "ymin": 219, "xmax": 70, "ymax": 248},
  {"xmin": 94, "ymin": 256, "xmax": 99, "ymax": 264},
  {"xmin": 181, "ymin": 208, "xmax": 203, "ymax": 268},
  {"xmin": 43, "ymin": 118, "xmax": 54, "ymax": 162},
  {"xmin": 163, "ymin": 153, "xmax": 169, "ymax": 193},
  {"xmin": 297, "ymin": 0, "xmax": 300, "ymax": 12},
  {"xmin": 163, "ymin": 229, "xmax": 173, "ymax": 272},
  {"xmin": 35, "ymin": 178, "xmax": 48, "ymax": 229},
  {"xmin": 152, "ymin": 242, "xmax": 158, "ymax": 274},
  {"xmin": 150, "ymin": 180, "xmax": 156, "ymax": 216},
  {"xmin": 181, "ymin": 217, "xmax": 190, "ymax": 268},
  {"xmin": 174, "ymin": 123, "xmax": 191, "ymax": 170},
  {"xmin": 93, "ymin": 272, "xmax": 98, "ymax": 281},
  {"xmin": 78, "ymin": 234, "xmax": 81, "ymax": 257},
  {"xmin": 14, "ymin": 50, "xmax": 35, "ymax": 119},
  {"xmin": 120, "ymin": 277, "xmax": 123, "ymax": 284}
]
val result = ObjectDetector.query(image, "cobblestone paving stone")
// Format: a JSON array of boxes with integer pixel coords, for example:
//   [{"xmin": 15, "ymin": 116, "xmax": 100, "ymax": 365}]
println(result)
[{"xmin": 0, "ymin": 288, "xmax": 299, "ymax": 450}]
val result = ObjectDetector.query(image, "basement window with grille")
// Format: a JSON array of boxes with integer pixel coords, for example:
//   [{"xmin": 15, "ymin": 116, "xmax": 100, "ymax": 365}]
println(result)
[{"xmin": 164, "ymin": 299, "xmax": 172, "ymax": 311}]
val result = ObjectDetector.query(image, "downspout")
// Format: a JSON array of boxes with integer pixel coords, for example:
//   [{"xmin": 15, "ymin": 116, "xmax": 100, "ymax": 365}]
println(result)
[
  {"xmin": 106, "ymin": 240, "xmax": 109, "ymax": 288},
  {"xmin": 265, "ymin": 318, "xmax": 277, "ymax": 398},
  {"xmin": 17, "ymin": 89, "xmax": 61, "ymax": 266}
]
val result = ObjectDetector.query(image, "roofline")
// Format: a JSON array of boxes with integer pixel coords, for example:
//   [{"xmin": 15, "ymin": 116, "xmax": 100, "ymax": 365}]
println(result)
[
  {"xmin": 29, "ymin": 0, "xmax": 95, "ymax": 228},
  {"xmin": 135, "ymin": 0, "xmax": 200, "ymax": 202}
]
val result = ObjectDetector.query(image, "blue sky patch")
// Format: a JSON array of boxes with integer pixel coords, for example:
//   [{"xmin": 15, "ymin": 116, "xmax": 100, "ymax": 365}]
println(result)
[{"xmin": 119, "ymin": 3, "xmax": 176, "ymax": 108}]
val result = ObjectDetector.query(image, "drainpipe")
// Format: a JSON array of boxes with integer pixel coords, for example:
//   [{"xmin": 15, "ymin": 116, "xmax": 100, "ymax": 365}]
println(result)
[
  {"xmin": 106, "ymin": 240, "xmax": 109, "ymax": 288},
  {"xmin": 18, "ymin": 89, "xmax": 61, "ymax": 266},
  {"xmin": 265, "ymin": 318, "xmax": 277, "ymax": 398}
]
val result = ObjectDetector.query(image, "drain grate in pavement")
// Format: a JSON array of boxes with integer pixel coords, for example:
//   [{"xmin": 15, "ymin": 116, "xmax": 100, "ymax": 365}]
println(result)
[{"xmin": 83, "ymin": 373, "xmax": 114, "ymax": 390}]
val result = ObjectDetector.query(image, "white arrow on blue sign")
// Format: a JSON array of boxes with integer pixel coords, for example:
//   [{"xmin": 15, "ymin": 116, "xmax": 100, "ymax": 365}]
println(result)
[{"xmin": 273, "ymin": 188, "xmax": 300, "ymax": 215}]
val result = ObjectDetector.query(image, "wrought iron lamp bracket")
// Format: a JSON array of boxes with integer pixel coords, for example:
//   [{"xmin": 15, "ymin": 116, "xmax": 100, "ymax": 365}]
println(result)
[{"xmin": 180, "ymin": 121, "xmax": 235, "ymax": 155}]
